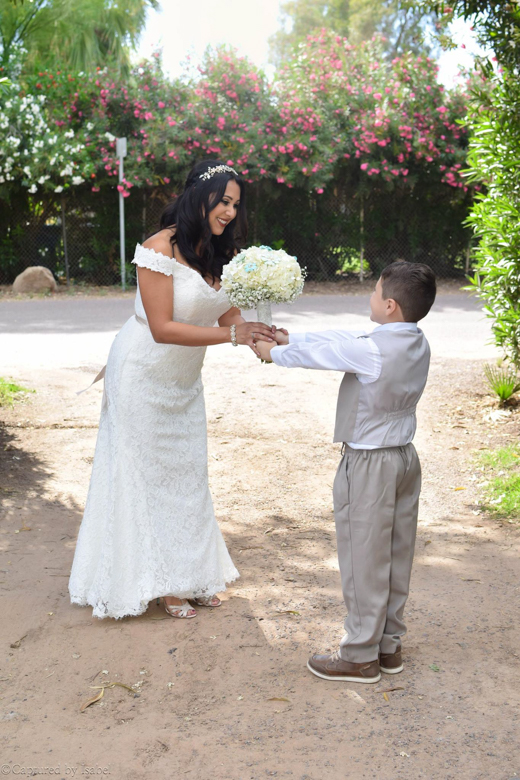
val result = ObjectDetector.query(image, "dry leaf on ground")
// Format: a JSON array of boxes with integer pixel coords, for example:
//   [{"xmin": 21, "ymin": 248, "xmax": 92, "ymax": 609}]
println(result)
[{"xmin": 80, "ymin": 687, "xmax": 104, "ymax": 712}]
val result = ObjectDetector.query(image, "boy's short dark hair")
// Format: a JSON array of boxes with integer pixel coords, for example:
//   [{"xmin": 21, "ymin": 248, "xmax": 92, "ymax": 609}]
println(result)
[{"xmin": 380, "ymin": 261, "xmax": 436, "ymax": 322}]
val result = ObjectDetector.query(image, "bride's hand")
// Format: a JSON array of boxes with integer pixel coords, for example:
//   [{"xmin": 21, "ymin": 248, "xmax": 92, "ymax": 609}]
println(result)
[{"xmin": 235, "ymin": 321, "xmax": 276, "ymax": 357}]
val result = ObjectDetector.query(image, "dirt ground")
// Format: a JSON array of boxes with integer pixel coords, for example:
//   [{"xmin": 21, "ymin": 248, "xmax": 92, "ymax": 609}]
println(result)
[{"xmin": 1, "ymin": 289, "xmax": 520, "ymax": 780}]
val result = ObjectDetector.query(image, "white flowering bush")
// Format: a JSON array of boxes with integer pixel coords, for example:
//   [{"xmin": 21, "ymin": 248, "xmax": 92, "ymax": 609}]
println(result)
[
  {"xmin": 0, "ymin": 87, "xmax": 95, "ymax": 195},
  {"xmin": 221, "ymin": 245, "xmax": 306, "ymax": 309},
  {"xmin": 0, "ymin": 93, "xmax": 46, "ymax": 188}
]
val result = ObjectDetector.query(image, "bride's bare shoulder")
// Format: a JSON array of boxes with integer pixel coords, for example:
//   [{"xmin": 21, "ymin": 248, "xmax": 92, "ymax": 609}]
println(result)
[{"xmin": 142, "ymin": 227, "xmax": 176, "ymax": 258}]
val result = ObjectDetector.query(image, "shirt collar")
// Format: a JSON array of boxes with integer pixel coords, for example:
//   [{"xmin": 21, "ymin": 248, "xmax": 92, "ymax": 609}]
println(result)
[{"xmin": 372, "ymin": 322, "xmax": 418, "ymax": 333}]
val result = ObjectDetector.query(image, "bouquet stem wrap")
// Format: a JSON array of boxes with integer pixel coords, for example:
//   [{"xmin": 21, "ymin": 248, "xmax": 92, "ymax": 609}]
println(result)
[{"xmin": 256, "ymin": 300, "xmax": 272, "ymax": 328}]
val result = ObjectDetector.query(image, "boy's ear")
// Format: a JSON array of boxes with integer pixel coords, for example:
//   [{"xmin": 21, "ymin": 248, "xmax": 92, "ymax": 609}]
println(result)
[{"xmin": 386, "ymin": 297, "xmax": 398, "ymax": 315}]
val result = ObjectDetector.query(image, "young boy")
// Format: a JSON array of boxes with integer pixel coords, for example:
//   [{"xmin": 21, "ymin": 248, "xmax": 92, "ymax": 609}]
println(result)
[{"xmin": 257, "ymin": 261, "xmax": 436, "ymax": 684}]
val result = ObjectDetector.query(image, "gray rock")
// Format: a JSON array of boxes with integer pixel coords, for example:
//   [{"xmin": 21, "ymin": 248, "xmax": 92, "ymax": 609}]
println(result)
[{"xmin": 13, "ymin": 266, "xmax": 58, "ymax": 294}]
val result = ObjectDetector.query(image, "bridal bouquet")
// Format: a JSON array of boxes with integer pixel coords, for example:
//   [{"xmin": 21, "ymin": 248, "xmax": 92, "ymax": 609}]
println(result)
[{"xmin": 221, "ymin": 245, "xmax": 306, "ymax": 326}]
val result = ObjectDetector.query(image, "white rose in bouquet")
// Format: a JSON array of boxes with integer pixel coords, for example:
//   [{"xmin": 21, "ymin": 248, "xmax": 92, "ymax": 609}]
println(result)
[{"xmin": 221, "ymin": 245, "xmax": 306, "ymax": 326}]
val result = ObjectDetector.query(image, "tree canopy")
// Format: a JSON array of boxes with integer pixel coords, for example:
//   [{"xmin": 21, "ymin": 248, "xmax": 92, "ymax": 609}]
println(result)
[
  {"xmin": 0, "ymin": 0, "xmax": 158, "ymax": 74},
  {"xmin": 269, "ymin": 0, "xmax": 438, "ymax": 63}
]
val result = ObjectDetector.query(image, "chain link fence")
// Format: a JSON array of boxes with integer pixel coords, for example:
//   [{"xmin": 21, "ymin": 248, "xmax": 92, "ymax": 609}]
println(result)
[
  {"xmin": 0, "ymin": 188, "xmax": 168, "ymax": 288},
  {"xmin": 0, "ymin": 181, "xmax": 474, "ymax": 287}
]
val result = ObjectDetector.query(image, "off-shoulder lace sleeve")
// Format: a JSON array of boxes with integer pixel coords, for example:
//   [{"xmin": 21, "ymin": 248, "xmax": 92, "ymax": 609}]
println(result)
[{"xmin": 132, "ymin": 243, "xmax": 176, "ymax": 277}]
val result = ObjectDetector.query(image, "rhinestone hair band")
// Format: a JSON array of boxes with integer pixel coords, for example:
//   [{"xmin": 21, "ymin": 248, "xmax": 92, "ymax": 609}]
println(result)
[{"xmin": 199, "ymin": 164, "xmax": 238, "ymax": 181}]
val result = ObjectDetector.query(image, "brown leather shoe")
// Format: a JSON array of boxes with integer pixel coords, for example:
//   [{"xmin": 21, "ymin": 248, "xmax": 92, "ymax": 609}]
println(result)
[
  {"xmin": 379, "ymin": 645, "xmax": 403, "ymax": 674},
  {"xmin": 307, "ymin": 651, "xmax": 381, "ymax": 683}
]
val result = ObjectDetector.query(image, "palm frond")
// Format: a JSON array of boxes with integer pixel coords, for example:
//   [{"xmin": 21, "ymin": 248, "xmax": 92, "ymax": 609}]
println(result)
[{"xmin": 2, "ymin": 0, "xmax": 156, "ymax": 73}]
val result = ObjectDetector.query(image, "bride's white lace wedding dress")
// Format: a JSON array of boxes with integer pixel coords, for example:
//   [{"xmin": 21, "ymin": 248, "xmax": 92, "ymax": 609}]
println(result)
[{"xmin": 68, "ymin": 243, "xmax": 239, "ymax": 619}]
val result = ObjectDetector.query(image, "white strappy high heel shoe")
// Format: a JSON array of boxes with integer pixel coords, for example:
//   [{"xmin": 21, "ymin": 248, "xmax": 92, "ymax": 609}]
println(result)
[
  {"xmin": 156, "ymin": 596, "xmax": 197, "ymax": 618},
  {"xmin": 192, "ymin": 595, "xmax": 222, "ymax": 607}
]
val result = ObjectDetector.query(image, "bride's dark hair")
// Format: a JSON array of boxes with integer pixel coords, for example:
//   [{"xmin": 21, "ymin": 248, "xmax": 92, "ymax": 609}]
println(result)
[{"xmin": 157, "ymin": 160, "xmax": 247, "ymax": 281}]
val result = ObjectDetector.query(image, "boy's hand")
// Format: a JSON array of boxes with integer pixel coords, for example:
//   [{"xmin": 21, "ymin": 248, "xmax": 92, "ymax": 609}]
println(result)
[
  {"xmin": 273, "ymin": 328, "xmax": 289, "ymax": 345},
  {"xmin": 256, "ymin": 340, "xmax": 274, "ymax": 362}
]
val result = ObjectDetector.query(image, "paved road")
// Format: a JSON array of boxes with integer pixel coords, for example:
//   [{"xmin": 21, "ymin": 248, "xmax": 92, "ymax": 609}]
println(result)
[{"xmin": 0, "ymin": 291, "xmax": 497, "ymax": 372}]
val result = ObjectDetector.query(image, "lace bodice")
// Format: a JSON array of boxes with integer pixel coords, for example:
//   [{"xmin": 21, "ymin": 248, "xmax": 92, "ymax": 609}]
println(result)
[{"xmin": 132, "ymin": 243, "xmax": 232, "ymax": 326}]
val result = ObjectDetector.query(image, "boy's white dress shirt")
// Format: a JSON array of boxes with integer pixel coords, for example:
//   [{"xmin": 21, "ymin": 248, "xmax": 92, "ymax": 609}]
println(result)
[{"xmin": 270, "ymin": 322, "xmax": 419, "ymax": 450}]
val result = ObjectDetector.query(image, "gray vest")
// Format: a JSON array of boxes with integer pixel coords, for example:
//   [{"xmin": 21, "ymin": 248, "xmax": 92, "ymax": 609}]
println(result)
[{"xmin": 333, "ymin": 328, "xmax": 430, "ymax": 446}]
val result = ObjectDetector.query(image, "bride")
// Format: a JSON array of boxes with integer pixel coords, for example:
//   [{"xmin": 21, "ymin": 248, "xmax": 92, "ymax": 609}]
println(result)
[{"xmin": 68, "ymin": 160, "xmax": 276, "ymax": 620}]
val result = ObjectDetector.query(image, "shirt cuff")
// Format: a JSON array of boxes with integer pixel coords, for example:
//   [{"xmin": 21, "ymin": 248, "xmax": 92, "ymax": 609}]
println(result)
[
  {"xmin": 270, "ymin": 345, "xmax": 288, "ymax": 365},
  {"xmin": 288, "ymin": 332, "xmax": 307, "ymax": 344}
]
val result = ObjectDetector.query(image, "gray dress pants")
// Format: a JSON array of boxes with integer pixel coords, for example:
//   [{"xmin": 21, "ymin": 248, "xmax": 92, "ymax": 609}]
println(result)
[{"xmin": 333, "ymin": 443, "xmax": 421, "ymax": 663}]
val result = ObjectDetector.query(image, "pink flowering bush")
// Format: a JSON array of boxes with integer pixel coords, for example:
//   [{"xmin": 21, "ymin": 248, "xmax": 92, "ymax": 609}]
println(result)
[
  {"xmin": 272, "ymin": 30, "xmax": 470, "ymax": 193},
  {"xmin": 0, "ymin": 37, "xmax": 477, "ymax": 282},
  {"xmin": 2, "ymin": 37, "xmax": 472, "ymax": 199},
  {"xmin": 182, "ymin": 46, "xmax": 275, "ymax": 184},
  {"xmin": 22, "ymin": 54, "xmax": 193, "ymax": 195}
]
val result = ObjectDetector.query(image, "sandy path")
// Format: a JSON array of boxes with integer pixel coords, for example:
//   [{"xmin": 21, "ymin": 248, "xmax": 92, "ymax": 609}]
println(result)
[{"xmin": 1, "ymin": 291, "xmax": 519, "ymax": 780}]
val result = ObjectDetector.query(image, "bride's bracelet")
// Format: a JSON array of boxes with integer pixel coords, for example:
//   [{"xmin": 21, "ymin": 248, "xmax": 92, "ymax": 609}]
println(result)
[{"xmin": 230, "ymin": 324, "xmax": 238, "ymax": 347}]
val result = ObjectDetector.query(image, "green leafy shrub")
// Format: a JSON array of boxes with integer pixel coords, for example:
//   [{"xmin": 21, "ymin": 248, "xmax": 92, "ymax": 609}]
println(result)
[{"xmin": 466, "ymin": 72, "xmax": 520, "ymax": 364}]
